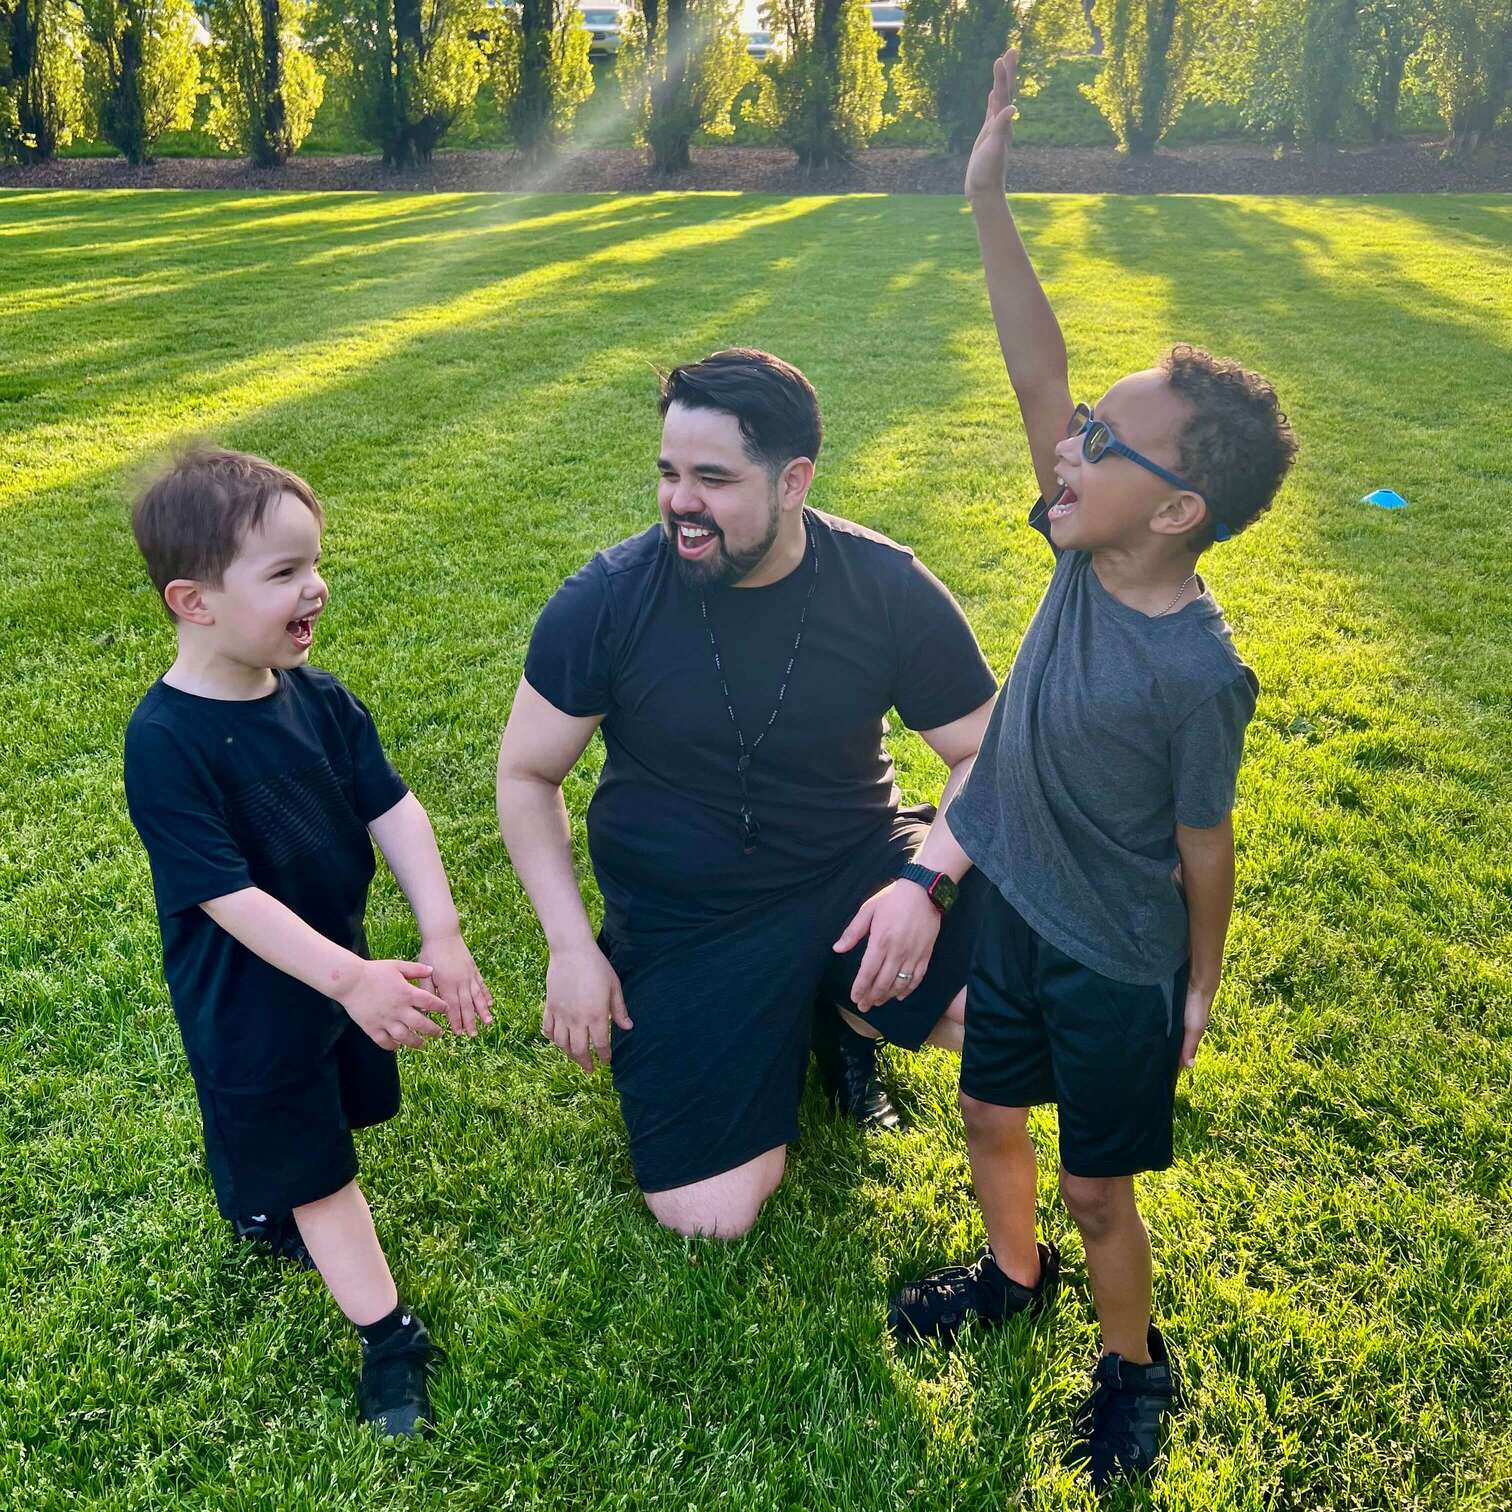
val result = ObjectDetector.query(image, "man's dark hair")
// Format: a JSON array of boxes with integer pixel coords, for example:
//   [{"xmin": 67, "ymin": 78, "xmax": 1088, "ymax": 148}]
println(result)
[
  {"xmin": 132, "ymin": 446, "xmax": 323, "ymax": 620},
  {"xmin": 658, "ymin": 348, "xmax": 823, "ymax": 474},
  {"xmin": 1162, "ymin": 344, "xmax": 1298, "ymax": 549}
]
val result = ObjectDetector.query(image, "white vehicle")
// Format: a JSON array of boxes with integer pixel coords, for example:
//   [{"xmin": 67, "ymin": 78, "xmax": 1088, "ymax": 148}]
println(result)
[
  {"xmin": 744, "ymin": 26, "xmax": 779, "ymax": 60},
  {"xmin": 867, "ymin": 1, "xmax": 903, "ymax": 57},
  {"xmin": 579, "ymin": 4, "xmax": 626, "ymax": 55}
]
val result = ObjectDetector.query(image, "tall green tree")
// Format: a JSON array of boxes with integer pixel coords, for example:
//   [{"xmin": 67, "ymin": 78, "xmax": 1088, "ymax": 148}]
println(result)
[
  {"xmin": 1421, "ymin": 0, "xmax": 1511, "ymax": 158},
  {"xmin": 892, "ymin": 0, "xmax": 1018, "ymax": 155},
  {"xmin": 1354, "ymin": 0, "xmax": 1423, "ymax": 139},
  {"xmin": 1, "ymin": 0, "xmax": 86, "ymax": 161},
  {"xmin": 621, "ymin": 0, "xmax": 752, "ymax": 172},
  {"xmin": 750, "ymin": 0, "xmax": 884, "ymax": 168},
  {"xmin": 1298, "ymin": 0, "xmax": 1359, "ymax": 147},
  {"xmin": 80, "ymin": 0, "xmax": 199, "ymax": 163},
  {"xmin": 206, "ymin": 0, "xmax": 324, "ymax": 163},
  {"xmin": 310, "ymin": 0, "xmax": 485, "ymax": 167},
  {"xmin": 497, "ymin": 0, "xmax": 591, "ymax": 161},
  {"xmin": 1081, "ymin": 0, "xmax": 1203, "ymax": 154}
]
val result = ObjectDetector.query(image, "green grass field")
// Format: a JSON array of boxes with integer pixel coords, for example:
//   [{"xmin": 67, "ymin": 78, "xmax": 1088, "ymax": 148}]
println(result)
[{"xmin": 2, "ymin": 188, "xmax": 1510, "ymax": 1509}]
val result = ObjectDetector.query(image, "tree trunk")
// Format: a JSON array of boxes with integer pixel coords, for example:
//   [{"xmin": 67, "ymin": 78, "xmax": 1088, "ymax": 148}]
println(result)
[
  {"xmin": 1126, "ymin": 0, "xmax": 1177, "ymax": 156},
  {"xmin": 388, "ymin": 0, "xmax": 426, "ymax": 166},
  {"xmin": 106, "ymin": 17, "xmax": 151, "ymax": 164},
  {"xmin": 649, "ymin": 0, "xmax": 690, "ymax": 172},
  {"xmin": 805, "ymin": 0, "xmax": 846, "ymax": 169},
  {"xmin": 254, "ymin": 0, "xmax": 289, "ymax": 166},
  {"xmin": 1080, "ymin": 0, "xmax": 1104, "ymax": 56},
  {"xmin": 510, "ymin": 0, "xmax": 557, "ymax": 164}
]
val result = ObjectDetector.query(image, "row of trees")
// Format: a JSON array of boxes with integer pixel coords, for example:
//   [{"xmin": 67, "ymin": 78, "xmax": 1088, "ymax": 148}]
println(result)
[{"xmin": 3, "ymin": 0, "xmax": 1508, "ymax": 168}]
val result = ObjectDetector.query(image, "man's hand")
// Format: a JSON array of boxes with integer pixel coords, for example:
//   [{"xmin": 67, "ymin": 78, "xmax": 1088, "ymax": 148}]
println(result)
[
  {"xmin": 543, "ymin": 942, "xmax": 632, "ymax": 1074},
  {"xmin": 964, "ymin": 47, "xmax": 1019, "ymax": 200},
  {"xmin": 337, "ymin": 959, "xmax": 450, "ymax": 1051},
  {"xmin": 1180, "ymin": 979, "xmax": 1217, "ymax": 1070},
  {"xmin": 834, "ymin": 879, "xmax": 943, "ymax": 1012},
  {"xmin": 422, "ymin": 930, "xmax": 495, "ymax": 1038}
]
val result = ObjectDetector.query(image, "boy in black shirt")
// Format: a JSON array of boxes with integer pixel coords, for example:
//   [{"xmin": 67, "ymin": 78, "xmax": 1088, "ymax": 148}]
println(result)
[{"xmin": 124, "ymin": 448, "xmax": 492, "ymax": 1436}]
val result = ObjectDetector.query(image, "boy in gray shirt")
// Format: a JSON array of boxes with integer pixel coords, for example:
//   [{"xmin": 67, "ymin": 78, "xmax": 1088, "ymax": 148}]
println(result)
[{"xmin": 886, "ymin": 50, "xmax": 1298, "ymax": 1492}]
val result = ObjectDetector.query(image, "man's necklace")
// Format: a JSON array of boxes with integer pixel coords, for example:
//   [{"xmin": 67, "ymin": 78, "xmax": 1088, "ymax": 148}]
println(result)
[{"xmin": 700, "ymin": 517, "xmax": 819, "ymax": 855}]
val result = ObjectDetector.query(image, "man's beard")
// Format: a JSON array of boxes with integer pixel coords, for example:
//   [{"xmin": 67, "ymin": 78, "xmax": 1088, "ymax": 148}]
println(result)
[{"xmin": 668, "ymin": 489, "xmax": 781, "ymax": 590}]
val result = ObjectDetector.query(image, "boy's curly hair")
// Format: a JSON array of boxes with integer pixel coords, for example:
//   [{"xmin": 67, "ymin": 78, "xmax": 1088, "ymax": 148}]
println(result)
[{"xmin": 1162, "ymin": 345, "xmax": 1298, "ymax": 549}]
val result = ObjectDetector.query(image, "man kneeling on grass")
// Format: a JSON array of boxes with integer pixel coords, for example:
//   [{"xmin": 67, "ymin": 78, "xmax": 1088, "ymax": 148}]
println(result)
[
  {"xmin": 124, "ymin": 449, "xmax": 493, "ymax": 1435},
  {"xmin": 497, "ymin": 349, "xmax": 1000, "ymax": 1237}
]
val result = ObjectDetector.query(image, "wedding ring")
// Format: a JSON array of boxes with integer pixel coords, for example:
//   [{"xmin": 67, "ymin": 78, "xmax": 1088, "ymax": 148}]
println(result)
[{"xmin": 895, "ymin": 971, "xmax": 912, "ymax": 981}]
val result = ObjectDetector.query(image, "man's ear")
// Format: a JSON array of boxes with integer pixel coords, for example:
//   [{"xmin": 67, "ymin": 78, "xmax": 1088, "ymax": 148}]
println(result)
[
  {"xmin": 778, "ymin": 456, "xmax": 815, "ymax": 511},
  {"xmin": 1151, "ymin": 490, "xmax": 1209, "ymax": 540},
  {"xmin": 164, "ymin": 579, "xmax": 214, "ymax": 624}
]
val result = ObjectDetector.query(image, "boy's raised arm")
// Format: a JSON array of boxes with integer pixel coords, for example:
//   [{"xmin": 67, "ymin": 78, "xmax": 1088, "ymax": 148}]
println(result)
[{"xmin": 966, "ymin": 49, "xmax": 1074, "ymax": 506}]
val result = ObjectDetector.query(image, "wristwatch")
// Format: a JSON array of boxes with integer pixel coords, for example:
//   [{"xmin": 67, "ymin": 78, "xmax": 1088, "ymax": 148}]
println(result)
[{"xmin": 898, "ymin": 863, "xmax": 959, "ymax": 914}]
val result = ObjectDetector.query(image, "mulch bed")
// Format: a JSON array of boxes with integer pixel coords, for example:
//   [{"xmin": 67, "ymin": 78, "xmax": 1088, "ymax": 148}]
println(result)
[{"xmin": 3, "ymin": 137, "xmax": 1509, "ymax": 196}]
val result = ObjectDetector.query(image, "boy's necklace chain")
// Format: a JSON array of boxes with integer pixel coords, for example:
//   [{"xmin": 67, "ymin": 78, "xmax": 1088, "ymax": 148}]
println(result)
[{"xmin": 1158, "ymin": 572, "xmax": 1199, "ymax": 617}]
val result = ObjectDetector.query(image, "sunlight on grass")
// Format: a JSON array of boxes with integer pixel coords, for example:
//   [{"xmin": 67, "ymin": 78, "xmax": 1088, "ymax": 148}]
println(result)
[{"xmin": 1, "ymin": 188, "xmax": 1510, "ymax": 1510}]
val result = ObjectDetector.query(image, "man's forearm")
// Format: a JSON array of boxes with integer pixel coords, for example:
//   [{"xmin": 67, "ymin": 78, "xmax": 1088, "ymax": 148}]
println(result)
[
  {"xmin": 1176, "ymin": 820, "xmax": 1235, "ymax": 992},
  {"xmin": 970, "ymin": 192, "xmax": 1069, "ymax": 397},
  {"xmin": 368, "ymin": 792, "xmax": 461, "ymax": 939},
  {"xmin": 497, "ymin": 775, "xmax": 598, "ymax": 953},
  {"xmin": 201, "ymin": 887, "xmax": 364, "ymax": 999},
  {"xmin": 912, "ymin": 757, "xmax": 977, "ymax": 881}
]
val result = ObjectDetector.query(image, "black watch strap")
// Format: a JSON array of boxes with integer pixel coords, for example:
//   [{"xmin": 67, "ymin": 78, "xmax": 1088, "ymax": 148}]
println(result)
[{"xmin": 898, "ymin": 862, "xmax": 957, "ymax": 913}]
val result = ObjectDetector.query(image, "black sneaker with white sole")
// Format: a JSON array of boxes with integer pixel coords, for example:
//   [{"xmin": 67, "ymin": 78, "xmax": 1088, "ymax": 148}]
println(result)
[
  {"xmin": 359, "ymin": 1313, "xmax": 440, "ymax": 1438},
  {"xmin": 231, "ymin": 1213, "xmax": 316, "ymax": 1270},
  {"xmin": 1067, "ymin": 1325, "xmax": 1178, "ymax": 1490},
  {"xmin": 888, "ymin": 1240, "xmax": 1059, "ymax": 1345}
]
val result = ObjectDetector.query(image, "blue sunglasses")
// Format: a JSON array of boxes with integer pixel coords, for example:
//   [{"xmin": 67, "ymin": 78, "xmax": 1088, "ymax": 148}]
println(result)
[{"xmin": 1067, "ymin": 404, "xmax": 1230, "ymax": 542}]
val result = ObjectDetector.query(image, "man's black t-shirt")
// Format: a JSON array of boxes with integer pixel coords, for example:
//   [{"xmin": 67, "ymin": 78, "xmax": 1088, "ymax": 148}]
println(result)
[
  {"xmin": 523, "ymin": 509, "xmax": 998, "ymax": 941},
  {"xmin": 123, "ymin": 667, "xmax": 409, "ymax": 1089}
]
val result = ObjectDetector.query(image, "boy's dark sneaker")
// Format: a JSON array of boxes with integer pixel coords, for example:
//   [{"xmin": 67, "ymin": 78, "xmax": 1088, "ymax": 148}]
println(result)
[
  {"xmin": 231, "ymin": 1212, "xmax": 315, "ymax": 1271},
  {"xmin": 888, "ymin": 1240, "xmax": 1059, "ymax": 1345},
  {"xmin": 812, "ymin": 1009, "xmax": 900, "ymax": 1132},
  {"xmin": 1067, "ymin": 1325, "xmax": 1178, "ymax": 1490},
  {"xmin": 359, "ymin": 1313, "xmax": 440, "ymax": 1437}
]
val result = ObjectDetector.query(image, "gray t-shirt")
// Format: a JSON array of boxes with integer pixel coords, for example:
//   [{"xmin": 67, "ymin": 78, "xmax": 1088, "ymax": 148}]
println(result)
[{"xmin": 947, "ymin": 506, "xmax": 1257, "ymax": 985}]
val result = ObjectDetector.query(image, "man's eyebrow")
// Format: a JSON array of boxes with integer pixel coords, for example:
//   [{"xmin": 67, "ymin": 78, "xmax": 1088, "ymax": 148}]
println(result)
[{"xmin": 657, "ymin": 457, "xmax": 742, "ymax": 479}]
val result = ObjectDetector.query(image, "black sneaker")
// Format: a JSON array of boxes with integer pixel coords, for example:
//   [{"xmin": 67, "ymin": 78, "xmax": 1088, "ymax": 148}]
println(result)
[
  {"xmin": 231, "ymin": 1213, "xmax": 316, "ymax": 1271},
  {"xmin": 359, "ymin": 1314, "xmax": 440, "ymax": 1438},
  {"xmin": 888, "ymin": 1240, "xmax": 1059, "ymax": 1345},
  {"xmin": 812, "ymin": 1009, "xmax": 901, "ymax": 1132},
  {"xmin": 1067, "ymin": 1326, "xmax": 1178, "ymax": 1490}
]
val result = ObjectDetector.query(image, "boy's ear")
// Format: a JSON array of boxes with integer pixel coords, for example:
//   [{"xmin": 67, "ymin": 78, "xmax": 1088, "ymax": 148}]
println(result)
[
  {"xmin": 1151, "ymin": 490, "xmax": 1209, "ymax": 541},
  {"xmin": 779, "ymin": 456, "xmax": 815, "ymax": 511},
  {"xmin": 164, "ymin": 579, "xmax": 214, "ymax": 625}
]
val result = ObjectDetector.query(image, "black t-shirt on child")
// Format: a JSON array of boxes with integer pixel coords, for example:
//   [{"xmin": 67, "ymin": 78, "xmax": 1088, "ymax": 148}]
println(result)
[
  {"xmin": 123, "ymin": 667, "xmax": 409, "ymax": 1088},
  {"xmin": 523, "ymin": 509, "xmax": 999, "ymax": 942}
]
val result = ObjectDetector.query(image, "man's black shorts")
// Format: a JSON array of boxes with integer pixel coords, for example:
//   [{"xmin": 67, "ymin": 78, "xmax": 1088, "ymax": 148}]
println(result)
[
  {"xmin": 192, "ymin": 1017, "xmax": 400, "ymax": 1219},
  {"xmin": 960, "ymin": 887, "xmax": 1188, "ymax": 1179},
  {"xmin": 604, "ymin": 805, "xmax": 989, "ymax": 1194}
]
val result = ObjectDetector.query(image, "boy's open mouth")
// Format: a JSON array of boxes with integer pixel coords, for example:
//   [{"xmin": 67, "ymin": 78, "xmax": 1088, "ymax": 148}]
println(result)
[
  {"xmin": 287, "ymin": 616, "xmax": 315, "ymax": 650},
  {"xmin": 1048, "ymin": 479, "xmax": 1078, "ymax": 519}
]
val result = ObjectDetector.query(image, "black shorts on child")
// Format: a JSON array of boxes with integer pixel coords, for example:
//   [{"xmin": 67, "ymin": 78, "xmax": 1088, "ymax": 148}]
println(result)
[
  {"xmin": 960, "ymin": 887, "xmax": 1188, "ymax": 1179},
  {"xmin": 195, "ymin": 1017, "xmax": 400, "ymax": 1217}
]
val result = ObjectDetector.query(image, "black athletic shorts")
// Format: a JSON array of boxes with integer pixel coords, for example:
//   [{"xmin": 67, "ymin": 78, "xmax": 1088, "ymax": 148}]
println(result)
[
  {"xmin": 604, "ymin": 805, "xmax": 989, "ymax": 1194},
  {"xmin": 192, "ymin": 1017, "xmax": 401, "ymax": 1219},
  {"xmin": 960, "ymin": 887, "xmax": 1188, "ymax": 1179}
]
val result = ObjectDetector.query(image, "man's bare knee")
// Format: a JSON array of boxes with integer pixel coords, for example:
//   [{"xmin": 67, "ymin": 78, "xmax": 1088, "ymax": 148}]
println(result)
[{"xmin": 643, "ymin": 1147, "xmax": 786, "ymax": 1239}]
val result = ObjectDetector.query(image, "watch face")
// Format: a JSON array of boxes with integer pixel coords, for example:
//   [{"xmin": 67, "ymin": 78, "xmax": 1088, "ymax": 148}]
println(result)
[{"xmin": 932, "ymin": 874, "xmax": 959, "ymax": 911}]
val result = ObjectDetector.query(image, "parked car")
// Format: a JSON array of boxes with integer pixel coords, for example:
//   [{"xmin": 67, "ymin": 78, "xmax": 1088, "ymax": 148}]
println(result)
[
  {"xmin": 867, "ymin": 1, "xmax": 903, "ymax": 57},
  {"xmin": 579, "ymin": 4, "xmax": 626, "ymax": 55},
  {"xmin": 744, "ymin": 26, "xmax": 779, "ymax": 61}
]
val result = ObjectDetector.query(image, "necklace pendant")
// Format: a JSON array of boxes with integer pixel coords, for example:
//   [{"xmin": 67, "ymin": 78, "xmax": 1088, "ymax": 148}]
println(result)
[{"xmin": 740, "ymin": 807, "xmax": 761, "ymax": 855}]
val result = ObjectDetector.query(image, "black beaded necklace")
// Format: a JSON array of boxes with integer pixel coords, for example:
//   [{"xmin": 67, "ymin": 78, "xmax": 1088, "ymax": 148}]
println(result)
[{"xmin": 699, "ymin": 514, "xmax": 820, "ymax": 855}]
